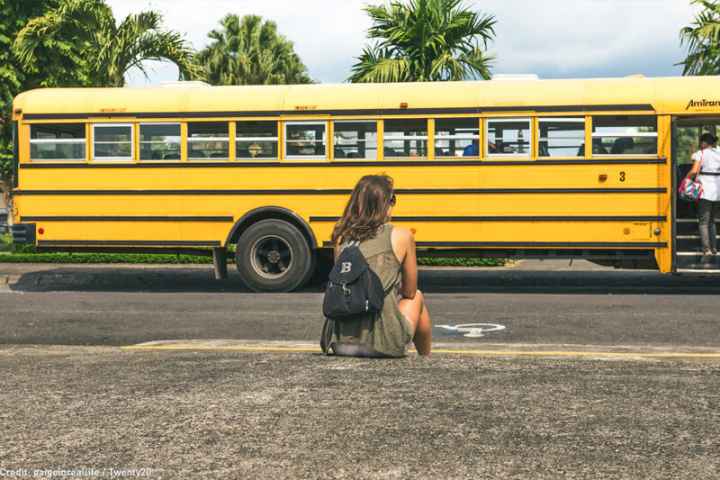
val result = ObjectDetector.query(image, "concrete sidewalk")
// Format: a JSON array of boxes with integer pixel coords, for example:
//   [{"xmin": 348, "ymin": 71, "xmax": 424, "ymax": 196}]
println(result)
[{"xmin": 1, "ymin": 344, "xmax": 717, "ymax": 479}]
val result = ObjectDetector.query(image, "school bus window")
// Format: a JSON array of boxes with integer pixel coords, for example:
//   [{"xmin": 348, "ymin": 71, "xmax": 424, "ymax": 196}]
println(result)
[
  {"xmin": 486, "ymin": 118, "xmax": 531, "ymax": 158},
  {"xmin": 384, "ymin": 119, "xmax": 428, "ymax": 159},
  {"xmin": 592, "ymin": 116, "xmax": 658, "ymax": 155},
  {"xmin": 285, "ymin": 121, "xmax": 326, "ymax": 159},
  {"xmin": 539, "ymin": 117, "xmax": 585, "ymax": 157},
  {"xmin": 188, "ymin": 122, "xmax": 229, "ymax": 160},
  {"xmin": 237, "ymin": 121, "xmax": 278, "ymax": 160},
  {"xmin": 93, "ymin": 124, "xmax": 133, "ymax": 161},
  {"xmin": 434, "ymin": 118, "xmax": 479, "ymax": 158},
  {"xmin": 30, "ymin": 123, "xmax": 86, "ymax": 161},
  {"xmin": 333, "ymin": 121, "xmax": 378, "ymax": 160},
  {"xmin": 140, "ymin": 123, "xmax": 181, "ymax": 160}
]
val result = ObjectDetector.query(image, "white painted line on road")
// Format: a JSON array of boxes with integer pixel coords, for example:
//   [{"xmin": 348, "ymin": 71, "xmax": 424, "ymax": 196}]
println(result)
[{"xmin": 436, "ymin": 323, "xmax": 506, "ymax": 338}]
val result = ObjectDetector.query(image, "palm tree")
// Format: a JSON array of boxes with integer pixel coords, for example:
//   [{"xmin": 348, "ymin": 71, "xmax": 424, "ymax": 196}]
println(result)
[
  {"xmin": 680, "ymin": 0, "xmax": 720, "ymax": 75},
  {"xmin": 14, "ymin": 0, "xmax": 201, "ymax": 87},
  {"xmin": 349, "ymin": 0, "xmax": 496, "ymax": 83},
  {"xmin": 196, "ymin": 14, "xmax": 312, "ymax": 85}
]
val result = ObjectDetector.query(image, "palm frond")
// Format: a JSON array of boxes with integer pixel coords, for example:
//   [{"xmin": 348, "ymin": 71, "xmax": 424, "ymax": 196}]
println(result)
[
  {"xmin": 13, "ymin": 0, "xmax": 199, "ymax": 87},
  {"xmin": 351, "ymin": 0, "xmax": 495, "ymax": 83},
  {"xmin": 680, "ymin": 0, "xmax": 720, "ymax": 75},
  {"xmin": 195, "ymin": 14, "xmax": 311, "ymax": 85}
]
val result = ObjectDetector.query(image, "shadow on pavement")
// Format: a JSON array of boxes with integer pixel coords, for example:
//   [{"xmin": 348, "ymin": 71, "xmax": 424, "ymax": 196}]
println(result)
[{"xmin": 7, "ymin": 265, "xmax": 720, "ymax": 295}]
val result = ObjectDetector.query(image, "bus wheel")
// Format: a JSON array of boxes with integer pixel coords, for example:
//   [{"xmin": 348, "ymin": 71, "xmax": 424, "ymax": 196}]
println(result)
[{"xmin": 235, "ymin": 219, "xmax": 313, "ymax": 292}]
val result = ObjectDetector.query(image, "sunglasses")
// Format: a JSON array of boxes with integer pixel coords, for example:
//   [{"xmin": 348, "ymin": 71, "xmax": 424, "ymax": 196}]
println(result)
[{"xmin": 389, "ymin": 194, "xmax": 397, "ymax": 206}]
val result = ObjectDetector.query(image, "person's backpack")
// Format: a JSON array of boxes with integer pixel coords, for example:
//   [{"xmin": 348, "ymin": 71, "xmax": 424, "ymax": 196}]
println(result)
[
  {"xmin": 320, "ymin": 242, "xmax": 385, "ymax": 354},
  {"xmin": 679, "ymin": 151, "xmax": 705, "ymax": 202},
  {"xmin": 679, "ymin": 177, "xmax": 703, "ymax": 202}
]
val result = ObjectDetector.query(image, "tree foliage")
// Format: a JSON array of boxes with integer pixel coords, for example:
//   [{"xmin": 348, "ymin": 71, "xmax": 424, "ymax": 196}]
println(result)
[
  {"xmin": 0, "ymin": 0, "xmax": 63, "ymax": 186},
  {"xmin": 0, "ymin": 0, "xmax": 199, "ymax": 186},
  {"xmin": 349, "ymin": 0, "xmax": 496, "ymax": 83},
  {"xmin": 14, "ymin": 0, "xmax": 201, "ymax": 87},
  {"xmin": 196, "ymin": 14, "xmax": 312, "ymax": 85},
  {"xmin": 680, "ymin": 0, "xmax": 720, "ymax": 75}
]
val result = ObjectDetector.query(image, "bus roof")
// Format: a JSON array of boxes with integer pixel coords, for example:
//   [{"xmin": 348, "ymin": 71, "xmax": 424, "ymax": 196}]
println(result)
[{"xmin": 12, "ymin": 76, "xmax": 720, "ymax": 119}]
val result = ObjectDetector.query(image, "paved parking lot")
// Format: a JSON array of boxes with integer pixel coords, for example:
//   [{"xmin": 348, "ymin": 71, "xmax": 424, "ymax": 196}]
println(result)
[{"xmin": 1, "ymin": 261, "xmax": 719, "ymax": 479}]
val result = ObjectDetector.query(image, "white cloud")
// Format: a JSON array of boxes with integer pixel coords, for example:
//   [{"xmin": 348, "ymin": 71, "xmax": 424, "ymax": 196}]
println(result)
[{"xmin": 106, "ymin": 0, "xmax": 698, "ymax": 85}]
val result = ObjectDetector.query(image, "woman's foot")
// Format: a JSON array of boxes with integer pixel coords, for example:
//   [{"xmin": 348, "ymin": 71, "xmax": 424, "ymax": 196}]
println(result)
[{"xmin": 702, "ymin": 250, "xmax": 714, "ymax": 266}]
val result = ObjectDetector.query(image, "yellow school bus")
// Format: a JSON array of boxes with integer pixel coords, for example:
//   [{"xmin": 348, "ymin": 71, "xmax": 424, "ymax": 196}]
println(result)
[{"xmin": 8, "ymin": 76, "xmax": 720, "ymax": 291}]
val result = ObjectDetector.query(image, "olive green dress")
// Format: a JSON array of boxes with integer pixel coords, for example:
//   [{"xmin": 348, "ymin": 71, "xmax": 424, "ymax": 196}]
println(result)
[{"xmin": 333, "ymin": 224, "xmax": 414, "ymax": 358}]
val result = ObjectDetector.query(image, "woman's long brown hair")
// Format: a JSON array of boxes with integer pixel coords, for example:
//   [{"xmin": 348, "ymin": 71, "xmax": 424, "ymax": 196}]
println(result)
[{"xmin": 331, "ymin": 174, "xmax": 394, "ymax": 246}]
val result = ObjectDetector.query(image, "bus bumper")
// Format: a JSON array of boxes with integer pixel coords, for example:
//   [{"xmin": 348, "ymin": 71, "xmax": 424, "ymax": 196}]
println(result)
[{"xmin": 11, "ymin": 223, "xmax": 36, "ymax": 245}]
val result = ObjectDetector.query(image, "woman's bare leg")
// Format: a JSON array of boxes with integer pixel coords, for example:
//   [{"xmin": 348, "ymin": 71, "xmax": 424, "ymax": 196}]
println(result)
[{"xmin": 398, "ymin": 290, "xmax": 432, "ymax": 356}]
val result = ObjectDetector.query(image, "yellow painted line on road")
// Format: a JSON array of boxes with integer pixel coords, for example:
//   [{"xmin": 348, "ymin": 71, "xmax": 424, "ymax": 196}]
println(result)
[
  {"xmin": 123, "ymin": 344, "xmax": 318, "ymax": 353},
  {"xmin": 431, "ymin": 349, "xmax": 720, "ymax": 359},
  {"xmin": 121, "ymin": 343, "xmax": 720, "ymax": 360}
]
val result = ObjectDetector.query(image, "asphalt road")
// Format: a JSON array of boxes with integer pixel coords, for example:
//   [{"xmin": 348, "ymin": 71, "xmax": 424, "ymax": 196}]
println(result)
[
  {"xmin": 1, "ymin": 261, "xmax": 720, "ymax": 348},
  {"xmin": 1, "ymin": 261, "xmax": 719, "ymax": 479}
]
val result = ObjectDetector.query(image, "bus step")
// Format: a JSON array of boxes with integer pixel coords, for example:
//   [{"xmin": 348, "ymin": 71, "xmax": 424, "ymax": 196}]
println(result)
[
  {"xmin": 677, "ymin": 268, "xmax": 720, "ymax": 274},
  {"xmin": 675, "ymin": 218, "xmax": 720, "ymax": 223},
  {"xmin": 676, "ymin": 250, "xmax": 720, "ymax": 269},
  {"xmin": 676, "ymin": 235, "xmax": 720, "ymax": 239},
  {"xmin": 677, "ymin": 239, "xmax": 702, "ymax": 250},
  {"xmin": 675, "ymin": 223, "xmax": 705, "ymax": 236}
]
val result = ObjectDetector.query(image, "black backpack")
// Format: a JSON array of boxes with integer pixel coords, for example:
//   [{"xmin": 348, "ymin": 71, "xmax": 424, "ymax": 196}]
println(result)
[{"xmin": 320, "ymin": 243, "xmax": 385, "ymax": 354}]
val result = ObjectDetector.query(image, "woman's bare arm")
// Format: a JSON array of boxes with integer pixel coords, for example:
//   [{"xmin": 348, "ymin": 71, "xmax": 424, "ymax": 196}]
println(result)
[
  {"xmin": 687, "ymin": 159, "xmax": 702, "ymax": 178},
  {"xmin": 392, "ymin": 227, "xmax": 418, "ymax": 299}
]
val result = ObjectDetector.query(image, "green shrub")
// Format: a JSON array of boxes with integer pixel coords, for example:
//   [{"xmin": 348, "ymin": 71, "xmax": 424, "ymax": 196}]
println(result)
[
  {"xmin": 0, "ymin": 234, "xmax": 506, "ymax": 267},
  {"xmin": 418, "ymin": 257, "xmax": 505, "ymax": 267}
]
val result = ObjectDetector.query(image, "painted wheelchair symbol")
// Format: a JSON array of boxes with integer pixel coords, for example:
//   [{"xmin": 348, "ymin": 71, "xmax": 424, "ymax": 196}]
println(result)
[{"xmin": 435, "ymin": 323, "xmax": 506, "ymax": 338}]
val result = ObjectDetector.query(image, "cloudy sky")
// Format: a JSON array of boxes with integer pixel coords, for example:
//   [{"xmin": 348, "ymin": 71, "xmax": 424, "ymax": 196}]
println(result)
[{"xmin": 106, "ymin": 0, "xmax": 699, "ymax": 85}]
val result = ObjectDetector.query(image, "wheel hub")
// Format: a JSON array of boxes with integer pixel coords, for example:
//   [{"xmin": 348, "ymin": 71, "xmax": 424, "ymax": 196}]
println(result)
[
  {"xmin": 267, "ymin": 250, "xmax": 281, "ymax": 264},
  {"xmin": 249, "ymin": 235, "xmax": 294, "ymax": 280}
]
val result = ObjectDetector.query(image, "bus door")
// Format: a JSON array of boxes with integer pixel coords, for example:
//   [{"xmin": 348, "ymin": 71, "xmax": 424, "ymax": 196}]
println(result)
[{"xmin": 673, "ymin": 116, "xmax": 720, "ymax": 271}]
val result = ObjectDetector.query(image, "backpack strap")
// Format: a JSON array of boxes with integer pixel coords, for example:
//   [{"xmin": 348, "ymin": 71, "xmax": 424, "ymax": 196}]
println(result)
[
  {"xmin": 320, "ymin": 317, "xmax": 336, "ymax": 355},
  {"xmin": 698, "ymin": 150, "xmax": 706, "ymax": 176}
]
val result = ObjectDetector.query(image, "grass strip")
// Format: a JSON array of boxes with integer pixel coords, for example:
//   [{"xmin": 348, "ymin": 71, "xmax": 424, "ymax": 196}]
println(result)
[{"xmin": 0, "ymin": 252, "xmax": 504, "ymax": 267}]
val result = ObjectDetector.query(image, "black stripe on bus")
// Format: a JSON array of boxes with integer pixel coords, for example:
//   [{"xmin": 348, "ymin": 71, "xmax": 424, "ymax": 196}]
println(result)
[
  {"xmin": 21, "ymin": 104, "xmax": 655, "ymax": 120},
  {"xmin": 37, "ymin": 240, "xmax": 221, "ymax": 247},
  {"xmin": 322, "ymin": 241, "xmax": 667, "ymax": 248},
  {"xmin": 21, "ymin": 216, "xmax": 234, "ymax": 222},
  {"xmin": 310, "ymin": 215, "xmax": 667, "ymax": 223},
  {"xmin": 18, "ymin": 158, "xmax": 667, "ymax": 169},
  {"xmin": 12, "ymin": 187, "xmax": 667, "ymax": 196}
]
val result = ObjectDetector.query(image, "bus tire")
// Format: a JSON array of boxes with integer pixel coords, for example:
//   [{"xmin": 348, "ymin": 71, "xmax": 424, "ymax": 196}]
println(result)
[
  {"xmin": 310, "ymin": 248, "xmax": 334, "ymax": 286},
  {"xmin": 235, "ymin": 219, "xmax": 313, "ymax": 292}
]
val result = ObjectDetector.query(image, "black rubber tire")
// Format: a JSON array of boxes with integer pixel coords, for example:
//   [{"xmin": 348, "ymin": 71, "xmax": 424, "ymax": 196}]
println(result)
[
  {"xmin": 235, "ymin": 219, "xmax": 313, "ymax": 292},
  {"xmin": 310, "ymin": 248, "xmax": 334, "ymax": 287}
]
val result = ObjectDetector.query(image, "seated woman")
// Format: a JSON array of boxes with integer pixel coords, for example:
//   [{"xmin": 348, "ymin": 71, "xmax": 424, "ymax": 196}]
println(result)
[{"xmin": 329, "ymin": 174, "xmax": 432, "ymax": 357}]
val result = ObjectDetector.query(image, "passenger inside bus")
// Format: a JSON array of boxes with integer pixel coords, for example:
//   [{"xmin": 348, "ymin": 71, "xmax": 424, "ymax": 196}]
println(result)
[
  {"xmin": 463, "ymin": 140, "xmax": 479, "ymax": 156},
  {"xmin": 611, "ymin": 137, "xmax": 635, "ymax": 154},
  {"xmin": 576, "ymin": 138, "xmax": 609, "ymax": 156}
]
